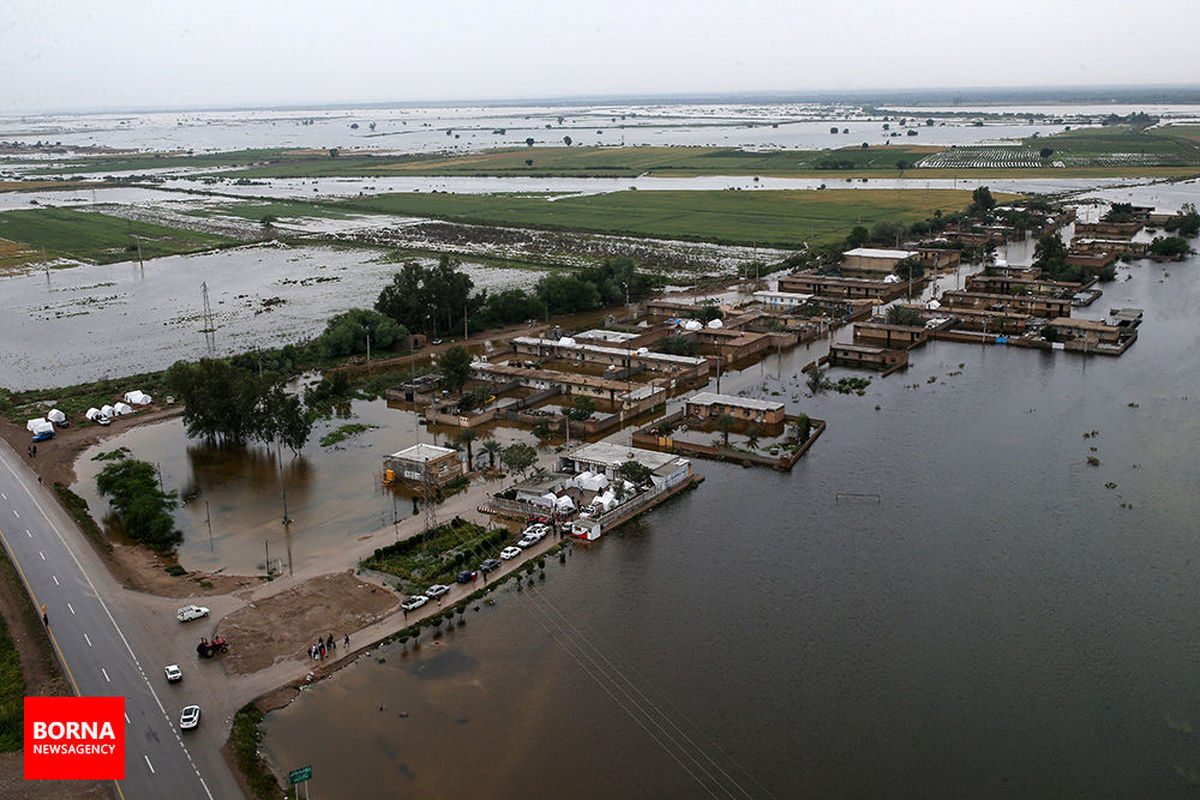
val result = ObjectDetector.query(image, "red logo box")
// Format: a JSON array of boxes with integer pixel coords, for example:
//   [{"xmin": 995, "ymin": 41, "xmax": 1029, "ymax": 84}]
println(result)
[{"xmin": 24, "ymin": 697, "xmax": 125, "ymax": 780}]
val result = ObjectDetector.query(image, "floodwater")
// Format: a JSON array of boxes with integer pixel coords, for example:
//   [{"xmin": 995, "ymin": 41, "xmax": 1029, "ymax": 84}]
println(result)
[
  {"xmin": 153, "ymin": 173, "xmax": 1149, "ymax": 202},
  {"xmin": 0, "ymin": 244, "xmax": 535, "ymax": 390},
  {"xmin": 70, "ymin": 398, "xmax": 535, "ymax": 575},
  {"xmin": 0, "ymin": 103, "xmax": 1080, "ymax": 156},
  {"xmin": 259, "ymin": 242, "xmax": 1200, "ymax": 794}
]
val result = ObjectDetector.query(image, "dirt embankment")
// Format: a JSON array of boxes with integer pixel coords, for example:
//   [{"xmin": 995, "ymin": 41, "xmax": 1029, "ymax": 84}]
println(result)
[{"xmin": 216, "ymin": 571, "xmax": 398, "ymax": 675}]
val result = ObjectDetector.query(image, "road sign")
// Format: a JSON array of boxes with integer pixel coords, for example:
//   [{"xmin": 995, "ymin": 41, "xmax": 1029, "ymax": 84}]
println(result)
[{"xmin": 289, "ymin": 765, "xmax": 312, "ymax": 785}]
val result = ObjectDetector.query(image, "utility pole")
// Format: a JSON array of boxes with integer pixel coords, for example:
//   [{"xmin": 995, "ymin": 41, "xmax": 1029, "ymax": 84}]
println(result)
[
  {"xmin": 365, "ymin": 332, "xmax": 371, "ymax": 367},
  {"xmin": 205, "ymin": 501, "xmax": 213, "ymax": 552},
  {"xmin": 277, "ymin": 441, "xmax": 291, "ymax": 526}
]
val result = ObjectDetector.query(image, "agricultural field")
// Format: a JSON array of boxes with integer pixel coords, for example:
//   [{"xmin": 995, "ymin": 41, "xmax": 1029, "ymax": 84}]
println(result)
[
  {"xmin": 918, "ymin": 125, "xmax": 1200, "ymax": 171},
  {"xmin": 0, "ymin": 207, "xmax": 238, "ymax": 265},
  {"xmin": 0, "ymin": 238, "xmax": 38, "ymax": 271},
  {"xmin": 191, "ymin": 199, "xmax": 359, "ymax": 222},
  {"xmin": 338, "ymin": 188, "xmax": 987, "ymax": 248}
]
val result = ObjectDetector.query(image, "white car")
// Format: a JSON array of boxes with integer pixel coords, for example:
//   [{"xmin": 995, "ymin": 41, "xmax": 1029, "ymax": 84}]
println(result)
[
  {"xmin": 517, "ymin": 533, "xmax": 541, "ymax": 549},
  {"xmin": 164, "ymin": 664, "xmax": 182, "ymax": 683},
  {"xmin": 499, "ymin": 546, "xmax": 522, "ymax": 560},
  {"xmin": 424, "ymin": 584, "xmax": 450, "ymax": 599},
  {"xmin": 176, "ymin": 605, "xmax": 209, "ymax": 623},
  {"xmin": 179, "ymin": 705, "xmax": 200, "ymax": 730},
  {"xmin": 401, "ymin": 595, "xmax": 429, "ymax": 612}
]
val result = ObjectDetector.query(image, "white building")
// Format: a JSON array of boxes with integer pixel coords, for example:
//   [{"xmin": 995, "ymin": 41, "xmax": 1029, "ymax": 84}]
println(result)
[
  {"xmin": 753, "ymin": 290, "xmax": 813, "ymax": 310},
  {"xmin": 557, "ymin": 442, "xmax": 692, "ymax": 491}
]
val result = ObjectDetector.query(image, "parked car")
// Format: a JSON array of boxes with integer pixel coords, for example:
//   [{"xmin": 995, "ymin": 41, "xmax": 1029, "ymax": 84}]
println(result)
[
  {"xmin": 179, "ymin": 705, "xmax": 201, "ymax": 730},
  {"xmin": 96, "ymin": 416, "xmax": 111, "ymax": 426},
  {"xmin": 176, "ymin": 605, "xmax": 209, "ymax": 623},
  {"xmin": 517, "ymin": 533, "xmax": 540, "ymax": 549},
  {"xmin": 455, "ymin": 570, "xmax": 477, "ymax": 584},
  {"xmin": 401, "ymin": 595, "xmax": 429, "ymax": 612},
  {"xmin": 499, "ymin": 546, "xmax": 522, "ymax": 560},
  {"xmin": 479, "ymin": 559, "xmax": 502, "ymax": 573},
  {"xmin": 425, "ymin": 584, "xmax": 450, "ymax": 599},
  {"xmin": 164, "ymin": 664, "xmax": 182, "ymax": 683}
]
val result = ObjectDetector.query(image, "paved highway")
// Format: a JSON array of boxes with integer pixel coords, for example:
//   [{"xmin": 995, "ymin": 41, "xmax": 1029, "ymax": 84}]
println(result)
[{"xmin": 0, "ymin": 442, "xmax": 244, "ymax": 799}]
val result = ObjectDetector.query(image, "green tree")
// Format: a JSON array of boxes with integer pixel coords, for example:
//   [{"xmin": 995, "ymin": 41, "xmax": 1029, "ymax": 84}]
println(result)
[
  {"xmin": 1039, "ymin": 147, "xmax": 1054, "ymax": 159},
  {"xmin": 456, "ymin": 428, "xmax": 478, "ymax": 471},
  {"xmin": 481, "ymin": 438, "xmax": 503, "ymax": 471},
  {"xmin": 892, "ymin": 258, "xmax": 924, "ymax": 281},
  {"xmin": 500, "ymin": 443, "xmax": 537, "ymax": 478},
  {"xmin": 375, "ymin": 256, "xmax": 474, "ymax": 337},
  {"xmin": 970, "ymin": 186, "xmax": 996, "ymax": 215},
  {"xmin": 744, "ymin": 426, "xmax": 760, "ymax": 451},
  {"xmin": 564, "ymin": 396, "xmax": 597, "ymax": 422},
  {"xmin": 316, "ymin": 308, "xmax": 407, "ymax": 359},
  {"xmin": 845, "ymin": 225, "xmax": 870, "ymax": 249},
  {"xmin": 617, "ymin": 460, "xmax": 653, "ymax": 490},
  {"xmin": 1149, "ymin": 236, "xmax": 1191, "ymax": 258},
  {"xmin": 1033, "ymin": 231, "xmax": 1068, "ymax": 277},
  {"xmin": 658, "ymin": 335, "xmax": 698, "ymax": 357},
  {"xmin": 259, "ymin": 386, "xmax": 314, "ymax": 455},
  {"xmin": 715, "ymin": 413, "xmax": 736, "ymax": 447},
  {"xmin": 96, "ymin": 458, "xmax": 182, "ymax": 552},
  {"xmin": 886, "ymin": 305, "xmax": 924, "ymax": 326},
  {"xmin": 439, "ymin": 345, "xmax": 473, "ymax": 394}
]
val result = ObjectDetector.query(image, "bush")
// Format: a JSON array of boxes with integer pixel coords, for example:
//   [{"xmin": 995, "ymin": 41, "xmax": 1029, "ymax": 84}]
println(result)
[{"xmin": 230, "ymin": 704, "xmax": 284, "ymax": 800}]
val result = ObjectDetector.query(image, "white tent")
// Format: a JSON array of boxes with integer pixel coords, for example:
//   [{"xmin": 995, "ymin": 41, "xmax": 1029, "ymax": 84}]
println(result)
[
  {"xmin": 124, "ymin": 390, "xmax": 152, "ymax": 405},
  {"xmin": 85, "ymin": 407, "xmax": 102, "ymax": 421},
  {"xmin": 683, "ymin": 319, "xmax": 703, "ymax": 331},
  {"xmin": 554, "ymin": 495, "xmax": 575, "ymax": 512},
  {"xmin": 706, "ymin": 319, "xmax": 724, "ymax": 329},
  {"xmin": 100, "ymin": 405, "xmax": 116, "ymax": 418},
  {"xmin": 927, "ymin": 299, "xmax": 941, "ymax": 310},
  {"xmin": 46, "ymin": 409, "xmax": 66, "ymax": 424},
  {"xmin": 594, "ymin": 490, "xmax": 617, "ymax": 512},
  {"xmin": 572, "ymin": 470, "xmax": 593, "ymax": 489},
  {"xmin": 883, "ymin": 274, "xmax": 901, "ymax": 284},
  {"xmin": 26, "ymin": 417, "xmax": 48, "ymax": 433},
  {"xmin": 113, "ymin": 402, "xmax": 134, "ymax": 416},
  {"xmin": 30, "ymin": 420, "xmax": 54, "ymax": 437},
  {"xmin": 577, "ymin": 472, "xmax": 608, "ymax": 492}
]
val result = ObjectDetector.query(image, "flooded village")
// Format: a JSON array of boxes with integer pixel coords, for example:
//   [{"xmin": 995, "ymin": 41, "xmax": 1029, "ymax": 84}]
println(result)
[{"xmin": 2, "ymin": 95, "xmax": 1200, "ymax": 800}]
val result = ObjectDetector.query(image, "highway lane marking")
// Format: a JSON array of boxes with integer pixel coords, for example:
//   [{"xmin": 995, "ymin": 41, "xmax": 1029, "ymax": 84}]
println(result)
[
  {"xmin": 101, "ymin": 667, "xmax": 110, "ymax": 682},
  {"xmin": 51, "ymin": 575, "xmax": 59, "ymax": 585},
  {"xmin": 25, "ymin": 529, "xmax": 31, "ymax": 537},
  {"xmin": 38, "ymin": 550, "xmax": 45, "ymax": 560},
  {"xmin": 2, "ymin": 491, "xmax": 6, "ymax": 499},
  {"xmin": 1, "ymin": 462, "xmax": 217, "ymax": 800},
  {"xmin": 11, "ymin": 509, "xmax": 17, "ymax": 518},
  {"xmin": 67, "ymin": 602, "xmax": 75, "ymax": 615},
  {"xmin": 84, "ymin": 633, "xmax": 92, "ymax": 647},
  {"xmin": 124, "ymin": 712, "xmax": 130, "ymax": 724},
  {"xmin": 144, "ymin": 754, "xmax": 155, "ymax": 774}
]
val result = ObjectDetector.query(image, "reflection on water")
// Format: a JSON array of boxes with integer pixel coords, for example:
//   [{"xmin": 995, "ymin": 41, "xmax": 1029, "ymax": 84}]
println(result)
[
  {"xmin": 262, "ymin": 242, "xmax": 1200, "ymax": 797},
  {"xmin": 71, "ymin": 398, "xmax": 532, "ymax": 574}
]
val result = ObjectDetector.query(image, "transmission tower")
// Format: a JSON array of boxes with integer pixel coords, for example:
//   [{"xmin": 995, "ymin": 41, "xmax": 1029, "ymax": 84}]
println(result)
[
  {"xmin": 421, "ymin": 461, "xmax": 438, "ymax": 535},
  {"xmin": 200, "ymin": 282, "xmax": 216, "ymax": 356}
]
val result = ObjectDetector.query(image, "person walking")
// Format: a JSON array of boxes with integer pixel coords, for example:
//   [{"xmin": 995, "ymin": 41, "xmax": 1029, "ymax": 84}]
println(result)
[
  {"xmin": 319, "ymin": 641, "xmax": 325, "ymax": 659},
  {"xmin": 344, "ymin": 633, "xmax": 350, "ymax": 648}
]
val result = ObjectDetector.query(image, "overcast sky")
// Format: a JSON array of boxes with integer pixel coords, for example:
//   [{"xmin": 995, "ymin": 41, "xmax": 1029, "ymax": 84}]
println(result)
[{"xmin": 3, "ymin": 0, "xmax": 1198, "ymax": 112}]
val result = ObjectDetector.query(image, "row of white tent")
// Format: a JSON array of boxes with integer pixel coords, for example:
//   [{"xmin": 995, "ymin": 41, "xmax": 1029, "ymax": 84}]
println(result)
[
  {"xmin": 86, "ymin": 403, "xmax": 134, "ymax": 421},
  {"xmin": 25, "ymin": 418, "xmax": 55, "ymax": 436}
]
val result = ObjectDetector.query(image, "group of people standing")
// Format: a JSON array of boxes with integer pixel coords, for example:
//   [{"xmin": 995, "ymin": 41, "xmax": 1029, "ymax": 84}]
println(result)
[{"xmin": 310, "ymin": 633, "xmax": 349, "ymax": 660}]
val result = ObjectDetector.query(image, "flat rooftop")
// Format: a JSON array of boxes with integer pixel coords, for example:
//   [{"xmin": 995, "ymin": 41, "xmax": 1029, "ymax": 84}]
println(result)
[
  {"xmin": 844, "ymin": 247, "xmax": 920, "ymax": 260},
  {"xmin": 564, "ymin": 441, "xmax": 684, "ymax": 472},
  {"xmin": 687, "ymin": 392, "xmax": 784, "ymax": 412},
  {"xmin": 389, "ymin": 443, "xmax": 457, "ymax": 461}
]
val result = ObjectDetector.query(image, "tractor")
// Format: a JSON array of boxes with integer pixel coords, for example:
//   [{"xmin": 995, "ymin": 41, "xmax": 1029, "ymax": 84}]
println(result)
[{"xmin": 196, "ymin": 636, "xmax": 229, "ymax": 658}]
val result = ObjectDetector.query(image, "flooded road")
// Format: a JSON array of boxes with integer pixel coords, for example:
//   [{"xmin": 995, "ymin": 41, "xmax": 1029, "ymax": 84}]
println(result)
[
  {"xmin": 0, "ymin": 244, "xmax": 535, "ymax": 389},
  {"xmin": 258, "ymin": 244, "xmax": 1200, "ymax": 796}
]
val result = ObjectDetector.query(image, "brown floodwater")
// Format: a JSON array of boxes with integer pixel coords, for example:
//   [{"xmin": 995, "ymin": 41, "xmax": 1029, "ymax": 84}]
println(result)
[
  {"xmin": 71, "ymin": 398, "xmax": 535, "ymax": 574},
  {"xmin": 261, "ymin": 238, "xmax": 1200, "ymax": 798}
]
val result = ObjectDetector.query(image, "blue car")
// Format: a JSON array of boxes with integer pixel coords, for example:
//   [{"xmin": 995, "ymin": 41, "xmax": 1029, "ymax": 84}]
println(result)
[{"xmin": 456, "ymin": 570, "xmax": 477, "ymax": 584}]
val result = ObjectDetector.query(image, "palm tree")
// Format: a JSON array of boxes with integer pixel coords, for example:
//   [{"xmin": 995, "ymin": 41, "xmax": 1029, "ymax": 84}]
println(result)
[
  {"xmin": 715, "ymin": 413, "xmax": 736, "ymax": 447},
  {"xmin": 745, "ymin": 425, "xmax": 760, "ymax": 450},
  {"xmin": 457, "ymin": 428, "xmax": 478, "ymax": 471},
  {"xmin": 481, "ymin": 438, "xmax": 502, "ymax": 472}
]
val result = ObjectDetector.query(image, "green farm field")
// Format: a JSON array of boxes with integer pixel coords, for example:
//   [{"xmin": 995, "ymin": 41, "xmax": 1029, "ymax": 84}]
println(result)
[
  {"xmin": 338, "ymin": 188, "xmax": 994, "ymax": 248},
  {"xmin": 0, "ymin": 207, "xmax": 238, "ymax": 266}
]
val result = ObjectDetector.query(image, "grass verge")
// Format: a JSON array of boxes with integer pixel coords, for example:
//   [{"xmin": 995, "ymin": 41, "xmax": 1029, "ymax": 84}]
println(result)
[
  {"xmin": 53, "ymin": 483, "xmax": 111, "ymax": 553},
  {"xmin": 228, "ymin": 703, "xmax": 284, "ymax": 800},
  {"xmin": 0, "ymin": 606, "xmax": 24, "ymax": 751}
]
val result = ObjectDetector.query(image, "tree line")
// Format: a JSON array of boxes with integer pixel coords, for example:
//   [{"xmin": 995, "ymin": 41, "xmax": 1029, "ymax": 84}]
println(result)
[{"xmin": 374, "ymin": 254, "xmax": 657, "ymax": 338}]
